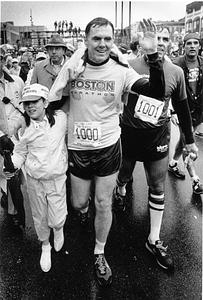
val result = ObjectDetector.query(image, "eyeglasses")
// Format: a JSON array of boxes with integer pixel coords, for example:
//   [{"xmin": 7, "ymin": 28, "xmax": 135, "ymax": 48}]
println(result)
[{"xmin": 157, "ymin": 36, "xmax": 169, "ymax": 42}]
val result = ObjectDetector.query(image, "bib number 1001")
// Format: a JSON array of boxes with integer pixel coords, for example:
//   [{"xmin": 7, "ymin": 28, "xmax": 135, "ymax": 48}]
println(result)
[
  {"xmin": 134, "ymin": 95, "xmax": 164, "ymax": 124},
  {"xmin": 137, "ymin": 100, "xmax": 160, "ymax": 118}
]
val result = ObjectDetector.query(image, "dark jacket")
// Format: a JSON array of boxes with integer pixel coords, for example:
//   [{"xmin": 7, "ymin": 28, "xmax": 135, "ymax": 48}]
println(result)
[
  {"xmin": 19, "ymin": 61, "xmax": 30, "ymax": 82},
  {"xmin": 173, "ymin": 55, "xmax": 203, "ymax": 127}
]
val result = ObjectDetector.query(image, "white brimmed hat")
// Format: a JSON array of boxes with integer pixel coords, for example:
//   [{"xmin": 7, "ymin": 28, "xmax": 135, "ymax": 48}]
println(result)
[
  {"xmin": 12, "ymin": 58, "xmax": 19, "ymax": 63},
  {"xmin": 21, "ymin": 84, "xmax": 49, "ymax": 102},
  {"xmin": 36, "ymin": 52, "xmax": 47, "ymax": 60}
]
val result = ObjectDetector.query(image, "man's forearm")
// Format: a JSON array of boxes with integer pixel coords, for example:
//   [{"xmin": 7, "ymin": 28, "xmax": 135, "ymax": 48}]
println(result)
[
  {"xmin": 131, "ymin": 53, "xmax": 165, "ymax": 99},
  {"xmin": 175, "ymin": 99, "xmax": 194, "ymax": 144}
]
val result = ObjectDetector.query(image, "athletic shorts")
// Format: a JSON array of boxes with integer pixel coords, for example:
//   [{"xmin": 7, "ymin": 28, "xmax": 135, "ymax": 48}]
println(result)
[
  {"xmin": 121, "ymin": 120, "xmax": 171, "ymax": 162},
  {"xmin": 68, "ymin": 139, "xmax": 122, "ymax": 180}
]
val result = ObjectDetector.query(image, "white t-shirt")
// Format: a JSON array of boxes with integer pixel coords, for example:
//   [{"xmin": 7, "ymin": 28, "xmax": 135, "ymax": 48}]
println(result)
[{"xmin": 68, "ymin": 58, "xmax": 140, "ymax": 150}]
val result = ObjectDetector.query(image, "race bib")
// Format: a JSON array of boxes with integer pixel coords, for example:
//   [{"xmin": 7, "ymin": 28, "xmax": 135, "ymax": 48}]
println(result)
[
  {"xmin": 73, "ymin": 122, "xmax": 102, "ymax": 147},
  {"xmin": 134, "ymin": 95, "xmax": 164, "ymax": 124}
]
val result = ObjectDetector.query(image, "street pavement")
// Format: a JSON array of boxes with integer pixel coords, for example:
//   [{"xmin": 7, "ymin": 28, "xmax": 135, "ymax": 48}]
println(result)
[{"xmin": 0, "ymin": 123, "xmax": 202, "ymax": 300}]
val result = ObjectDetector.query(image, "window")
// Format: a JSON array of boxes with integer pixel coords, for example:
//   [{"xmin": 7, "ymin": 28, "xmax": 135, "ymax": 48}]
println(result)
[{"xmin": 193, "ymin": 17, "xmax": 200, "ymax": 33}]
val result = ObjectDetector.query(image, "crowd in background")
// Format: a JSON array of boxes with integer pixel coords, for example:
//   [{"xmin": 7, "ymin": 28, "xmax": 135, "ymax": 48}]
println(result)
[
  {"xmin": 1, "ymin": 41, "xmax": 77, "ymax": 84},
  {"xmin": 0, "ymin": 20, "xmax": 202, "ymax": 285}
]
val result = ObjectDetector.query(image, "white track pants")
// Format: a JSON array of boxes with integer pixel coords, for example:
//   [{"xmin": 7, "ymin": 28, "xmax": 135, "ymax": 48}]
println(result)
[{"xmin": 27, "ymin": 174, "xmax": 67, "ymax": 242}]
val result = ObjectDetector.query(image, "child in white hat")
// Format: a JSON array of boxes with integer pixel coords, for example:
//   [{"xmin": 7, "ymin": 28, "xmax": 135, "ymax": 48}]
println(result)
[{"xmin": 6, "ymin": 83, "xmax": 68, "ymax": 272}]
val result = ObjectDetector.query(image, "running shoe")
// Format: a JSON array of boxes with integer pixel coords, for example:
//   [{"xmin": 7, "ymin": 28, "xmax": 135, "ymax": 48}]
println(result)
[
  {"xmin": 94, "ymin": 253, "xmax": 112, "ymax": 285},
  {"xmin": 168, "ymin": 163, "xmax": 185, "ymax": 179},
  {"xmin": 195, "ymin": 131, "xmax": 203, "ymax": 138},
  {"xmin": 78, "ymin": 210, "xmax": 90, "ymax": 228},
  {"xmin": 145, "ymin": 240, "xmax": 174, "ymax": 270}
]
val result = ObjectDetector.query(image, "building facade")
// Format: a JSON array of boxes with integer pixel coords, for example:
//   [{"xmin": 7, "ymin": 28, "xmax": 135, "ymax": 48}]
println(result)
[
  {"xmin": 185, "ymin": 1, "xmax": 203, "ymax": 40},
  {"xmin": 1, "ymin": 22, "xmax": 19, "ymax": 45}
]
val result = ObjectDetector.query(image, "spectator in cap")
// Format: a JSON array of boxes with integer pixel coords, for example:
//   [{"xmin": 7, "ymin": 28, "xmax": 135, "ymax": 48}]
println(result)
[
  {"xmin": 5, "ymin": 54, "xmax": 13, "ymax": 72},
  {"xmin": 30, "ymin": 34, "xmax": 69, "ymax": 109},
  {"xmin": 25, "ymin": 52, "xmax": 47, "ymax": 86},
  {"xmin": 65, "ymin": 43, "xmax": 75, "ymax": 58},
  {"xmin": 19, "ymin": 51, "xmax": 34, "ymax": 82},
  {"xmin": 7, "ymin": 83, "xmax": 68, "ymax": 272},
  {"xmin": 169, "ymin": 31, "xmax": 203, "ymax": 194},
  {"xmin": 0, "ymin": 47, "xmax": 26, "ymax": 228},
  {"xmin": 10, "ymin": 58, "xmax": 21, "ymax": 76},
  {"xmin": 36, "ymin": 52, "xmax": 47, "ymax": 61}
]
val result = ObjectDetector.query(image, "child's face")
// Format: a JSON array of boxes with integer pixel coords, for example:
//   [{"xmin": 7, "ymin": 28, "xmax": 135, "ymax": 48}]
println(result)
[{"xmin": 23, "ymin": 97, "xmax": 48, "ymax": 121}]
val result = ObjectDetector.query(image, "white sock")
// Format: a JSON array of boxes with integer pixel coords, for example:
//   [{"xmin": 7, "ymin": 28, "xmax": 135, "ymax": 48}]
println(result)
[
  {"xmin": 118, "ymin": 185, "xmax": 126, "ymax": 196},
  {"xmin": 94, "ymin": 239, "xmax": 105, "ymax": 255},
  {"xmin": 80, "ymin": 207, "xmax": 88, "ymax": 214},
  {"xmin": 148, "ymin": 193, "xmax": 164, "ymax": 244}
]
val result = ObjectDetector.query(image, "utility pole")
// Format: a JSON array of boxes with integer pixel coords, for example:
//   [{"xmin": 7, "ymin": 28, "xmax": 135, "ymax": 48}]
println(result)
[
  {"xmin": 115, "ymin": 1, "xmax": 117, "ymax": 29},
  {"xmin": 30, "ymin": 9, "xmax": 33, "ymax": 47},
  {"xmin": 30, "ymin": 9, "xmax": 33, "ymax": 26},
  {"xmin": 129, "ymin": 1, "xmax": 131, "ymax": 41},
  {"xmin": 121, "ymin": 1, "xmax": 123, "ymax": 42}
]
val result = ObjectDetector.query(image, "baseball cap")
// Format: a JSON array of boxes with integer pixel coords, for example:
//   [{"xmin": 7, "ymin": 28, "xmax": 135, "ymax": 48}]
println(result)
[
  {"xmin": 12, "ymin": 58, "xmax": 19, "ymax": 63},
  {"xmin": 21, "ymin": 84, "xmax": 49, "ymax": 102},
  {"xmin": 183, "ymin": 32, "xmax": 200, "ymax": 43},
  {"xmin": 36, "ymin": 52, "xmax": 47, "ymax": 60}
]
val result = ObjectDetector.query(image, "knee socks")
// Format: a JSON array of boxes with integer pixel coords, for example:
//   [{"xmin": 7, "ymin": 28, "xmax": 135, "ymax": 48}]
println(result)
[{"xmin": 148, "ymin": 193, "xmax": 165, "ymax": 245}]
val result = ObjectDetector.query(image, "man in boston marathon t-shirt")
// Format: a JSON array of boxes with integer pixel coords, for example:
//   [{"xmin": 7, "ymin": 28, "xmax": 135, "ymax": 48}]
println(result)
[{"xmin": 59, "ymin": 17, "xmax": 168, "ymax": 285}]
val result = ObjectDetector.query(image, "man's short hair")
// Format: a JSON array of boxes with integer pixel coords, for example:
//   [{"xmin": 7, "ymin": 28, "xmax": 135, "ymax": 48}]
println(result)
[{"xmin": 85, "ymin": 17, "xmax": 114, "ymax": 36}]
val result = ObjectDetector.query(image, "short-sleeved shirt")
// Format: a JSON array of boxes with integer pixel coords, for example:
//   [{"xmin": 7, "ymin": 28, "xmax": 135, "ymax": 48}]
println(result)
[
  {"xmin": 122, "ymin": 55, "xmax": 187, "ymax": 129},
  {"xmin": 67, "ymin": 58, "xmax": 140, "ymax": 150}
]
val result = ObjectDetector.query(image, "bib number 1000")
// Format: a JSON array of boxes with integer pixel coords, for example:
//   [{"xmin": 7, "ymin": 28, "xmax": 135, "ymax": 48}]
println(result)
[
  {"xmin": 76, "ymin": 127, "xmax": 99, "ymax": 141},
  {"xmin": 74, "ymin": 122, "xmax": 102, "ymax": 145}
]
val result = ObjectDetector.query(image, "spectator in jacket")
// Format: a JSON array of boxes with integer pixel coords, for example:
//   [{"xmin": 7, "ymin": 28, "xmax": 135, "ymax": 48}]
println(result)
[
  {"xmin": 168, "ymin": 32, "xmax": 203, "ymax": 194},
  {"xmin": 10, "ymin": 58, "xmax": 21, "ymax": 76},
  {"xmin": 0, "ymin": 47, "xmax": 25, "ymax": 227},
  {"xmin": 30, "ymin": 34, "xmax": 69, "ymax": 109},
  {"xmin": 19, "ymin": 51, "xmax": 33, "ymax": 82}
]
